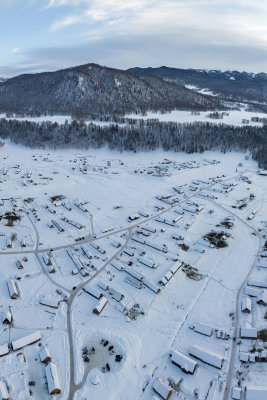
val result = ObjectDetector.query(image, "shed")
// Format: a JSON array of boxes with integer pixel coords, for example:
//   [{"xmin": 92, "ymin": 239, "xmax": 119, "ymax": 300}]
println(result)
[
  {"xmin": 153, "ymin": 380, "xmax": 172, "ymax": 400},
  {"xmin": 170, "ymin": 349, "xmax": 197, "ymax": 374},
  {"xmin": 0, "ymin": 381, "xmax": 9, "ymax": 400},
  {"xmin": 241, "ymin": 297, "xmax": 252, "ymax": 313},
  {"xmin": 40, "ymin": 346, "xmax": 52, "ymax": 363},
  {"xmin": 45, "ymin": 362, "xmax": 61, "ymax": 395},
  {"xmin": 245, "ymin": 386, "xmax": 267, "ymax": 400}
]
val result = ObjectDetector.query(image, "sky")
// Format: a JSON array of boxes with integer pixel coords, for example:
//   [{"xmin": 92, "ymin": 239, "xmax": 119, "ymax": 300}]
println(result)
[{"xmin": 1, "ymin": 0, "xmax": 267, "ymax": 77}]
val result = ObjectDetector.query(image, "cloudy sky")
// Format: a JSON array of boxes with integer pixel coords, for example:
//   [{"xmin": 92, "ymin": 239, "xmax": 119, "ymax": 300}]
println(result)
[{"xmin": 1, "ymin": 0, "xmax": 267, "ymax": 76}]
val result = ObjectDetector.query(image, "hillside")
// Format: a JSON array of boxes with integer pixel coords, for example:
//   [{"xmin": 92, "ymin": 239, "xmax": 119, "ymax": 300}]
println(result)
[
  {"xmin": 0, "ymin": 64, "xmax": 220, "ymax": 117},
  {"xmin": 128, "ymin": 66, "xmax": 267, "ymax": 105}
]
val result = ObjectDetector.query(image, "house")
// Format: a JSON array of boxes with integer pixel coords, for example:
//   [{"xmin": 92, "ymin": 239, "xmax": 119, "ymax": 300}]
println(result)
[
  {"xmin": 45, "ymin": 362, "xmax": 61, "ymax": 395},
  {"xmin": 40, "ymin": 346, "xmax": 52, "ymax": 363},
  {"xmin": 109, "ymin": 287, "xmax": 124, "ymax": 302},
  {"xmin": 0, "ymin": 380, "xmax": 9, "ymax": 400},
  {"xmin": 51, "ymin": 220, "xmax": 64, "ymax": 232},
  {"xmin": 192, "ymin": 323, "xmax": 213, "ymax": 337},
  {"xmin": 0, "ymin": 344, "xmax": 9, "ymax": 357},
  {"xmin": 90, "ymin": 242, "xmax": 106, "ymax": 254},
  {"xmin": 7, "ymin": 279, "xmax": 19, "ymax": 299},
  {"xmin": 83, "ymin": 286, "xmax": 102, "ymax": 299},
  {"xmin": 12, "ymin": 331, "xmax": 41, "ymax": 351},
  {"xmin": 256, "ymin": 290, "xmax": 267, "ymax": 306},
  {"xmin": 142, "ymin": 278, "xmax": 160, "ymax": 294},
  {"xmin": 39, "ymin": 298, "xmax": 60, "ymax": 309},
  {"xmin": 145, "ymin": 240, "xmax": 168, "ymax": 253},
  {"xmin": 241, "ymin": 297, "xmax": 252, "ymax": 313},
  {"xmin": 128, "ymin": 214, "xmax": 139, "ymax": 222},
  {"xmin": 142, "ymin": 226, "xmax": 156, "ymax": 234},
  {"xmin": 189, "ymin": 345, "xmax": 223, "ymax": 369},
  {"xmin": 93, "ymin": 297, "xmax": 108, "ymax": 315},
  {"xmin": 248, "ymin": 281, "xmax": 267, "ymax": 289},
  {"xmin": 15, "ymin": 260, "xmax": 23, "ymax": 270},
  {"xmin": 240, "ymin": 324, "xmax": 257, "ymax": 339},
  {"xmin": 2, "ymin": 311, "xmax": 12, "ymax": 325},
  {"xmin": 170, "ymin": 349, "xmax": 197, "ymax": 374},
  {"xmin": 124, "ymin": 265, "xmax": 144, "ymax": 282},
  {"xmin": 245, "ymin": 386, "xmax": 267, "ymax": 400},
  {"xmin": 97, "ymin": 281, "xmax": 109, "ymax": 291},
  {"xmin": 153, "ymin": 380, "xmax": 172, "ymax": 400},
  {"xmin": 138, "ymin": 256, "xmax": 156, "ymax": 269},
  {"xmin": 232, "ymin": 387, "xmax": 241, "ymax": 399},
  {"xmin": 240, "ymin": 352, "xmax": 256, "ymax": 363},
  {"xmin": 244, "ymin": 286, "xmax": 262, "ymax": 297},
  {"xmin": 110, "ymin": 260, "xmax": 124, "ymax": 271}
]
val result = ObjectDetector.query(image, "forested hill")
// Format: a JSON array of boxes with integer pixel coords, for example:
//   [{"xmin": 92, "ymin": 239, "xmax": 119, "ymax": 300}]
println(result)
[
  {"xmin": 0, "ymin": 64, "xmax": 220, "ymax": 117},
  {"xmin": 128, "ymin": 66, "xmax": 267, "ymax": 105}
]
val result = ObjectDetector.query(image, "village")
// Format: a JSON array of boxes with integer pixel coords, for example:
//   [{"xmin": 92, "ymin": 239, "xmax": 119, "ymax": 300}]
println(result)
[{"xmin": 0, "ymin": 143, "xmax": 266, "ymax": 400}]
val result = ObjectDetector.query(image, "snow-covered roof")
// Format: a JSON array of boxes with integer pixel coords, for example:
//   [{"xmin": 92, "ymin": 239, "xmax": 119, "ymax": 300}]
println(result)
[
  {"xmin": 45, "ymin": 362, "xmax": 61, "ymax": 395},
  {"xmin": 241, "ymin": 296, "xmax": 252, "ymax": 312},
  {"xmin": 189, "ymin": 345, "xmax": 223, "ymax": 369},
  {"xmin": 84, "ymin": 286, "xmax": 102, "ymax": 299},
  {"xmin": 12, "ymin": 331, "xmax": 41, "ymax": 351},
  {"xmin": 0, "ymin": 344, "xmax": 9, "ymax": 357},
  {"xmin": 232, "ymin": 387, "xmax": 241, "ymax": 400},
  {"xmin": 246, "ymin": 386, "xmax": 267, "ymax": 400},
  {"xmin": 39, "ymin": 297, "xmax": 59, "ymax": 309},
  {"xmin": 7, "ymin": 279, "xmax": 18, "ymax": 298},
  {"xmin": 94, "ymin": 296, "xmax": 107, "ymax": 314},
  {"xmin": 256, "ymin": 290, "xmax": 267, "ymax": 305},
  {"xmin": 240, "ymin": 324, "xmax": 257, "ymax": 339},
  {"xmin": 170, "ymin": 349, "xmax": 197, "ymax": 374},
  {"xmin": 40, "ymin": 346, "xmax": 51, "ymax": 363},
  {"xmin": 193, "ymin": 323, "xmax": 213, "ymax": 336},
  {"xmin": 0, "ymin": 380, "xmax": 8, "ymax": 400},
  {"xmin": 138, "ymin": 256, "xmax": 155, "ymax": 268},
  {"xmin": 153, "ymin": 380, "xmax": 172, "ymax": 400},
  {"xmin": 244, "ymin": 286, "xmax": 262, "ymax": 297}
]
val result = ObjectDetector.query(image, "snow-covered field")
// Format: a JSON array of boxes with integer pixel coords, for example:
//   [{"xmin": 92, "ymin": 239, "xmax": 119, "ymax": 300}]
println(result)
[
  {"xmin": 0, "ymin": 142, "xmax": 266, "ymax": 400},
  {"xmin": 127, "ymin": 109, "xmax": 267, "ymax": 126},
  {"xmin": 1, "ymin": 107, "xmax": 267, "ymax": 128}
]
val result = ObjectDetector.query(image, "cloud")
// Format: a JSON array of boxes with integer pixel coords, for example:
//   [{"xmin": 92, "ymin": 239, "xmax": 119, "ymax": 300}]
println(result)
[
  {"xmin": 1, "ymin": 0, "xmax": 267, "ymax": 75},
  {"xmin": 11, "ymin": 47, "xmax": 20, "ymax": 54}
]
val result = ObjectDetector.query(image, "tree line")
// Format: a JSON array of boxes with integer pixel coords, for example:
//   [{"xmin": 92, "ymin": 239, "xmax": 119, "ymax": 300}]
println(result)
[{"xmin": 0, "ymin": 118, "xmax": 266, "ymax": 168}]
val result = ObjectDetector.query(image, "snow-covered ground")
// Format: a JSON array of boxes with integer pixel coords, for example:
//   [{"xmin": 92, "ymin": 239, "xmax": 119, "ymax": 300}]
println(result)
[
  {"xmin": 0, "ymin": 142, "xmax": 266, "ymax": 400},
  {"xmin": 1, "ymin": 107, "xmax": 267, "ymax": 128}
]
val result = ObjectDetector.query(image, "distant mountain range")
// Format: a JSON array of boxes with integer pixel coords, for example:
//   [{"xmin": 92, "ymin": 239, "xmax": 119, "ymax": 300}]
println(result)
[
  {"xmin": 128, "ymin": 66, "xmax": 267, "ymax": 105},
  {"xmin": 0, "ymin": 63, "xmax": 220, "ymax": 116}
]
